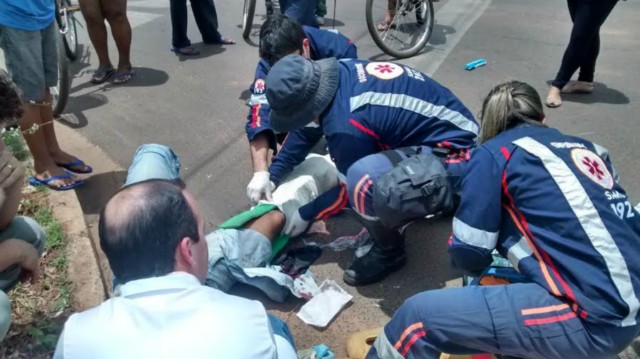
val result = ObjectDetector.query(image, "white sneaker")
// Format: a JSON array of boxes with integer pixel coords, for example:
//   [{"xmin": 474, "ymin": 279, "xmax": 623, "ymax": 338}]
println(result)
[{"xmin": 316, "ymin": 16, "xmax": 325, "ymax": 26}]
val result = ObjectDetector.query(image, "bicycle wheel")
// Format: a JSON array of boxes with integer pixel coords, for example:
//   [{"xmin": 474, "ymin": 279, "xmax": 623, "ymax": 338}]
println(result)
[
  {"xmin": 52, "ymin": 35, "xmax": 70, "ymax": 117},
  {"xmin": 61, "ymin": 0, "xmax": 79, "ymax": 61},
  {"xmin": 242, "ymin": 0, "xmax": 257, "ymax": 39},
  {"xmin": 366, "ymin": 0, "xmax": 434, "ymax": 59}
]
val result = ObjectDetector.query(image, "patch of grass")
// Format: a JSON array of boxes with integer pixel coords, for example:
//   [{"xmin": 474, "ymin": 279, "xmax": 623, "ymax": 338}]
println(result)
[
  {"xmin": 34, "ymin": 207, "xmax": 65, "ymax": 251},
  {"xmin": 2, "ymin": 128, "xmax": 29, "ymax": 162}
]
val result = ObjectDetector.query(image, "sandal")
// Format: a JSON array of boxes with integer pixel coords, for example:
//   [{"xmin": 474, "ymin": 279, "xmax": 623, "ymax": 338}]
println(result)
[
  {"xmin": 28, "ymin": 172, "xmax": 84, "ymax": 191},
  {"xmin": 56, "ymin": 158, "xmax": 93, "ymax": 174},
  {"xmin": 91, "ymin": 67, "xmax": 115, "ymax": 84},
  {"xmin": 545, "ymin": 97, "xmax": 562, "ymax": 108},
  {"xmin": 113, "ymin": 71, "xmax": 135, "ymax": 84},
  {"xmin": 171, "ymin": 45, "xmax": 200, "ymax": 56}
]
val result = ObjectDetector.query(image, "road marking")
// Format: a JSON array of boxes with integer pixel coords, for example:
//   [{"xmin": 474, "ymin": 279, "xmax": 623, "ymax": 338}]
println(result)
[
  {"xmin": 403, "ymin": 0, "xmax": 492, "ymax": 76},
  {"xmin": 126, "ymin": 10, "xmax": 163, "ymax": 29}
]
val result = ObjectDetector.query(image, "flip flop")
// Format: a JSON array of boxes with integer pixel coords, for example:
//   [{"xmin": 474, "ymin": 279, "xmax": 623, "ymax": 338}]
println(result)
[
  {"xmin": 113, "ymin": 71, "xmax": 135, "ymax": 84},
  {"xmin": 28, "ymin": 172, "xmax": 84, "ymax": 191},
  {"xmin": 56, "ymin": 158, "xmax": 93, "ymax": 174},
  {"xmin": 91, "ymin": 67, "xmax": 115, "ymax": 84},
  {"xmin": 171, "ymin": 45, "xmax": 200, "ymax": 56}
]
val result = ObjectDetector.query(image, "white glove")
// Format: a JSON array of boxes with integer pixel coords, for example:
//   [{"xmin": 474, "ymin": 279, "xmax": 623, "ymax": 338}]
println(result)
[
  {"xmin": 247, "ymin": 171, "xmax": 276, "ymax": 203},
  {"xmin": 283, "ymin": 210, "xmax": 310, "ymax": 238}
]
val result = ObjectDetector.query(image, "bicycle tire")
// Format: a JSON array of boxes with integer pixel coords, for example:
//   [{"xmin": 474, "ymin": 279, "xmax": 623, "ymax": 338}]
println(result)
[
  {"xmin": 242, "ymin": 0, "xmax": 257, "ymax": 39},
  {"xmin": 62, "ymin": 0, "xmax": 79, "ymax": 61},
  {"xmin": 52, "ymin": 35, "xmax": 70, "ymax": 117},
  {"xmin": 366, "ymin": 0, "xmax": 434, "ymax": 59}
]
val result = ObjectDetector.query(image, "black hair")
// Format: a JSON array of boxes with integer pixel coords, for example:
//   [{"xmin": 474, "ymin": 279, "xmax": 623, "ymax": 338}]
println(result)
[
  {"xmin": 99, "ymin": 179, "xmax": 200, "ymax": 284},
  {"xmin": 0, "ymin": 70, "xmax": 23, "ymax": 127},
  {"xmin": 259, "ymin": 15, "xmax": 307, "ymax": 67}
]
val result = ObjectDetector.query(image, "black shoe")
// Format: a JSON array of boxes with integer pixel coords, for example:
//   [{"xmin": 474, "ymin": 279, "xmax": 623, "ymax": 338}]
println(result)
[{"xmin": 343, "ymin": 243, "xmax": 407, "ymax": 286}]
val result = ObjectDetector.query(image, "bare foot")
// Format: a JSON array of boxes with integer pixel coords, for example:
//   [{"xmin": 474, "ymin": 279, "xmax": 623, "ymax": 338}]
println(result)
[
  {"xmin": 562, "ymin": 81, "xmax": 594, "ymax": 94},
  {"xmin": 545, "ymin": 86, "xmax": 562, "ymax": 108},
  {"xmin": 114, "ymin": 63, "xmax": 134, "ymax": 84}
]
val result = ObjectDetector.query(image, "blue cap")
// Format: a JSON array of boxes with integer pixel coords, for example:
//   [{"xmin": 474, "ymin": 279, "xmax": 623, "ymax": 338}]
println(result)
[{"xmin": 265, "ymin": 55, "xmax": 339, "ymax": 132}]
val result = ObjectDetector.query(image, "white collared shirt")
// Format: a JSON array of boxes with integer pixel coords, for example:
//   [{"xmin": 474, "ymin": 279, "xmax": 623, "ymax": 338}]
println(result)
[{"xmin": 54, "ymin": 272, "xmax": 295, "ymax": 359}]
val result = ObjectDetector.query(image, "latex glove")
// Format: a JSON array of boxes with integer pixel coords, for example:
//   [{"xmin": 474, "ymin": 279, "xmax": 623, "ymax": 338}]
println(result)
[
  {"xmin": 284, "ymin": 210, "xmax": 310, "ymax": 238},
  {"xmin": 247, "ymin": 171, "xmax": 276, "ymax": 203}
]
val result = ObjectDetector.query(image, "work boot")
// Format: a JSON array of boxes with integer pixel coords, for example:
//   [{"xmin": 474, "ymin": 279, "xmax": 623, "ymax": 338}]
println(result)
[{"xmin": 343, "ymin": 216, "xmax": 406, "ymax": 286}]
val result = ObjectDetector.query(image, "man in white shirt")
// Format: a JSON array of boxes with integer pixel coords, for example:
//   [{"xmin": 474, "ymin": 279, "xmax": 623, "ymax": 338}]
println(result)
[{"xmin": 54, "ymin": 179, "xmax": 297, "ymax": 358}]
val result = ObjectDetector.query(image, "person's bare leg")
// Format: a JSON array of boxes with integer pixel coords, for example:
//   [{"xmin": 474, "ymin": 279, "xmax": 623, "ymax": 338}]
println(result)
[
  {"xmin": 103, "ymin": 0, "xmax": 132, "ymax": 79},
  {"xmin": 245, "ymin": 210, "xmax": 286, "ymax": 242},
  {"xmin": 79, "ymin": 0, "xmax": 112, "ymax": 71},
  {"xmin": 20, "ymin": 104, "xmax": 76, "ymax": 187},
  {"xmin": 39, "ymin": 90, "xmax": 90, "ymax": 172}
]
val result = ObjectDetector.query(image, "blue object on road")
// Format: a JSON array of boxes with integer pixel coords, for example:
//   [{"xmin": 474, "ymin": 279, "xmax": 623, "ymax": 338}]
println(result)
[{"xmin": 465, "ymin": 58, "xmax": 487, "ymax": 71}]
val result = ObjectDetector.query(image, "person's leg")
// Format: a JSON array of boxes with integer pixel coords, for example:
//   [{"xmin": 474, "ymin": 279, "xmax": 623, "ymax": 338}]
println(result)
[
  {"xmin": 169, "ymin": 0, "xmax": 192, "ymax": 49},
  {"xmin": 102, "ymin": 0, "xmax": 133, "ymax": 82},
  {"xmin": 78, "ymin": 0, "xmax": 114, "ymax": 76},
  {"xmin": 267, "ymin": 314, "xmax": 296, "ymax": 349},
  {"xmin": 125, "ymin": 144, "xmax": 181, "ymax": 186},
  {"xmin": 316, "ymin": 0, "xmax": 327, "ymax": 24},
  {"xmin": 548, "ymin": 0, "xmax": 617, "ymax": 106},
  {"xmin": 244, "ymin": 210, "xmax": 286, "ymax": 241},
  {"xmin": 282, "ymin": 0, "xmax": 320, "ymax": 27},
  {"xmin": 368, "ymin": 283, "xmax": 626, "ymax": 359},
  {"xmin": 0, "ymin": 25, "xmax": 79, "ymax": 188},
  {"xmin": 0, "ymin": 216, "xmax": 46, "ymax": 291},
  {"xmin": 0, "ymin": 291, "xmax": 10, "ymax": 341},
  {"xmin": 576, "ymin": 0, "xmax": 618, "ymax": 84},
  {"xmin": 190, "ymin": 0, "xmax": 222, "ymax": 43}
]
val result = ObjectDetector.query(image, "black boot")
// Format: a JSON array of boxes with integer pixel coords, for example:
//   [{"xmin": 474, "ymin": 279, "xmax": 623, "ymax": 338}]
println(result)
[{"xmin": 343, "ymin": 217, "xmax": 406, "ymax": 286}]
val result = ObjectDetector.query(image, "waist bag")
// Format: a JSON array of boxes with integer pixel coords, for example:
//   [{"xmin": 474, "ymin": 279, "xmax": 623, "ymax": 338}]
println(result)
[{"xmin": 372, "ymin": 147, "xmax": 453, "ymax": 229}]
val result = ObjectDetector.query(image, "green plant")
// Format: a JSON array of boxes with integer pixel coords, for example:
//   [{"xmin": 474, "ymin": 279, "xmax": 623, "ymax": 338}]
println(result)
[{"xmin": 2, "ymin": 127, "xmax": 29, "ymax": 162}]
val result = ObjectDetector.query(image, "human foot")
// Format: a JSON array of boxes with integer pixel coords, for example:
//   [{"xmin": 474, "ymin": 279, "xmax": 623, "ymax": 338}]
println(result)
[
  {"xmin": 31, "ymin": 165, "xmax": 82, "ymax": 190},
  {"xmin": 545, "ymin": 86, "xmax": 562, "ymax": 108},
  {"xmin": 91, "ymin": 64, "xmax": 115, "ymax": 84},
  {"xmin": 113, "ymin": 64, "xmax": 134, "ymax": 84},
  {"xmin": 50, "ymin": 150, "xmax": 92, "ymax": 173},
  {"xmin": 562, "ymin": 81, "xmax": 594, "ymax": 94}
]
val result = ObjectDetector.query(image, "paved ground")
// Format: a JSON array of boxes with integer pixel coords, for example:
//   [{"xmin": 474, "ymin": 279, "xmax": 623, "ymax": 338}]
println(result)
[{"xmin": 4, "ymin": 0, "xmax": 640, "ymax": 356}]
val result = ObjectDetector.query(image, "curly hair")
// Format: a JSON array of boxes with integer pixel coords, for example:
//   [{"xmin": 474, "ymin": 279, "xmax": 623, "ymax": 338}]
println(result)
[{"xmin": 0, "ymin": 70, "xmax": 23, "ymax": 127}]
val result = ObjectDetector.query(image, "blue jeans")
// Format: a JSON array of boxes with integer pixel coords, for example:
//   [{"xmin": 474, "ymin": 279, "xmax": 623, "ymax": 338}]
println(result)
[
  {"xmin": 125, "ymin": 144, "xmax": 181, "ymax": 186},
  {"xmin": 280, "ymin": 0, "xmax": 319, "ymax": 27},
  {"xmin": 268, "ymin": 314, "xmax": 296, "ymax": 349}
]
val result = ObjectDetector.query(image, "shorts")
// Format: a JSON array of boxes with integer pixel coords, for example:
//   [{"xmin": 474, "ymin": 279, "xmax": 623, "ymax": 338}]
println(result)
[
  {"xmin": 0, "ymin": 21, "xmax": 58, "ymax": 102},
  {"xmin": 205, "ymin": 228, "xmax": 272, "ymax": 292}
]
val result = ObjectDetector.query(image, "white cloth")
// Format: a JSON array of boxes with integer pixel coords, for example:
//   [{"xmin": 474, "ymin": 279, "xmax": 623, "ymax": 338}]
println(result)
[
  {"xmin": 53, "ymin": 272, "xmax": 295, "ymax": 359},
  {"xmin": 261, "ymin": 154, "xmax": 338, "ymax": 231}
]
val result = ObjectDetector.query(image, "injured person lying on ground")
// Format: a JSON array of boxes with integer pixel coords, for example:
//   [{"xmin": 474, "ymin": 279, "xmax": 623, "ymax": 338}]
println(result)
[{"xmin": 122, "ymin": 143, "xmax": 338, "ymax": 302}]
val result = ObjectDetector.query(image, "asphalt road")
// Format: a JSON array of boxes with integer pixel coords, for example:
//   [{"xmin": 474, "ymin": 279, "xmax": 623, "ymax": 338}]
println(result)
[{"xmin": 56, "ymin": 0, "xmax": 640, "ymax": 355}]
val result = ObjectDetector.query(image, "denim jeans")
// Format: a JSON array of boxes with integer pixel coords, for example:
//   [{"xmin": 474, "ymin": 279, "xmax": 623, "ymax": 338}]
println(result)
[
  {"xmin": 170, "ymin": 0, "xmax": 223, "ymax": 48},
  {"xmin": 268, "ymin": 314, "xmax": 296, "ymax": 349},
  {"xmin": 280, "ymin": 0, "xmax": 319, "ymax": 27},
  {"xmin": 125, "ymin": 144, "xmax": 181, "ymax": 186}
]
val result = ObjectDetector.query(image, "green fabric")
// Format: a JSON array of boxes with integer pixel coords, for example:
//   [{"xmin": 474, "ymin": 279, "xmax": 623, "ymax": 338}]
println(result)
[{"xmin": 218, "ymin": 204, "xmax": 290, "ymax": 260}]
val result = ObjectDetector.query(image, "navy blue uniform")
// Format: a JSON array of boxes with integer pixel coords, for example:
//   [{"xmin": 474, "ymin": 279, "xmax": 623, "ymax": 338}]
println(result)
[
  {"xmin": 245, "ymin": 27, "xmax": 357, "ymax": 149},
  {"xmin": 269, "ymin": 59, "xmax": 477, "ymax": 221},
  {"xmin": 368, "ymin": 125, "xmax": 640, "ymax": 359}
]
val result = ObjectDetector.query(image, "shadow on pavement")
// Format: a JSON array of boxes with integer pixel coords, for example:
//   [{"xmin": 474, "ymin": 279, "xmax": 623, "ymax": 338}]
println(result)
[
  {"xmin": 74, "ymin": 171, "xmax": 127, "ymax": 215},
  {"xmin": 57, "ymin": 93, "xmax": 109, "ymax": 129},
  {"xmin": 239, "ymin": 88, "xmax": 251, "ymax": 101},
  {"xmin": 429, "ymin": 23, "xmax": 456, "ymax": 46},
  {"xmin": 176, "ymin": 43, "xmax": 226, "ymax": 61},
  {"xmin": 368, "ymin": 45, "xmax": 433, "ymax": 62},
  {"xmin": 563, "ymin": 82, "xmax": 630, "ymax": 105}
]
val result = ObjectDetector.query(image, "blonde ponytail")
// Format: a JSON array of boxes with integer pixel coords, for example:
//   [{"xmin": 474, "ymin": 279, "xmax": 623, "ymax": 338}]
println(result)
[{"xmin": 479, "ymin": 81, "xmax": 545, "ymax": 143}]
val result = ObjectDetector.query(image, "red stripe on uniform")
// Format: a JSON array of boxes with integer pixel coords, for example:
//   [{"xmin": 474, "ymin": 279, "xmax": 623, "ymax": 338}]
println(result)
[
  {"xmin": 359, "ymin": 179, "xmax": 373, "ymax": 217},
  {"xmin": 251, "ymin": 104, "xmax": 262, "ymax": 128},
  {"xmin": 350, "ymin": 119, "xmax": 390, "ymax": 149},
  {"xmin": 400, "ymin": 330, "xmax": 427, "ymax": 357},
  {"xmin": 500, "ymin": 146, "xmax": 510, "ymax": 160},
  {"xmin": 316, "ymin": 185, "xmax": 348, "ymax": 220},
  {"xmin": 524, "ymin": 312, "xmax": 577, "ymax": 326}
]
